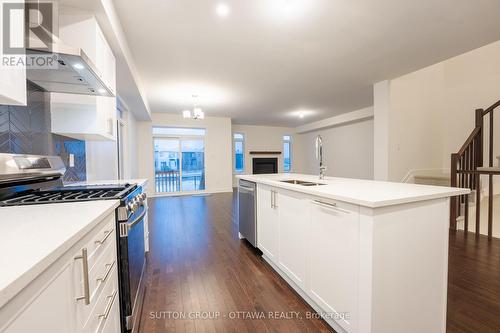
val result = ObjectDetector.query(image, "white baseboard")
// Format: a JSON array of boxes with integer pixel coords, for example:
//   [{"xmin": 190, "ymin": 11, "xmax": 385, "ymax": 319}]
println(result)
[
  {"xmin": 401, "ymin": 168, "xmax": 449, "ymax": 183},
  {"xmin": 148, "ymin": 188, "xmax": 233, "ymax": 198}
]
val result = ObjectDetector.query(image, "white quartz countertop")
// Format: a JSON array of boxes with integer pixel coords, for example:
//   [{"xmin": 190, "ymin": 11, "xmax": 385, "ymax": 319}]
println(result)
[
  {"xmin": 236, "ymin": 173, "xmax": 470, "ymax": 208},
  {"xmin": 67, "ymin": 178, "xmax": 148, "ymax": 188},
  {"xmin": 0, "ymin": 200, "xmax": 119, "ymax": 308}
]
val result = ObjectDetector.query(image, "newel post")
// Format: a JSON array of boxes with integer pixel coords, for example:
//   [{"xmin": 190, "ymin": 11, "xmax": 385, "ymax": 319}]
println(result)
[{"xmin": 450, "ymin": 153, "xmax": 459, "ymax": 230}]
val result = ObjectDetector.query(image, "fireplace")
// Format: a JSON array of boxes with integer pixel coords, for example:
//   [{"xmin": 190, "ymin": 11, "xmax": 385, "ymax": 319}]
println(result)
[{"xmin": 252, "ymin": 158, "xmax": 278, "ymax": 174}]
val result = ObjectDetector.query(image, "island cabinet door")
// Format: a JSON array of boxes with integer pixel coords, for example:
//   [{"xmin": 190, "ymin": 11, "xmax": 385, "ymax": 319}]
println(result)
[
  {"xmin": 1, "ymin": 265, "xmax": 74, "ymax": 333},
  {"xmin": 308, "ymin": 199, "xmax": 359, "ymax": 333},
  {"xmin": 257, "ymin": 184, "xmax": 279, "ymax": 263},
  {"xmin": 277, "ymin": 189, "xmax": 310, "ymax": 289}
]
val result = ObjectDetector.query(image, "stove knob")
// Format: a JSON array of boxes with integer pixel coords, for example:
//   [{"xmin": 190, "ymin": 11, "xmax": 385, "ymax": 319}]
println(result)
[{"xmin": 127, "ymin": 202, "xmax": 135, "ymax": 213}]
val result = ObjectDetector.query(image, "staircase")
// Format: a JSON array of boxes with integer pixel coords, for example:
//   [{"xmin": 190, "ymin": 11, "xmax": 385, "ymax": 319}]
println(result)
[{"xmin": 450, "ymin": 100, "xmax": 500, "ymax": 238}]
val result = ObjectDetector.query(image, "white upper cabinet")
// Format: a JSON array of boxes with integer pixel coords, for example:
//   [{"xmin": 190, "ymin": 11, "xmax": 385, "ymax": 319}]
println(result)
[
  {"xmin": 50, "ymin": 7, "xmax": 116, "ymax": 141},
  {"xmin": 0, "ymin": 0, "xmax": 27, "ymax": 106},
  {"xmin": 257, "ymin": 184, "xmax": 279, "ymax": 263},
  {"xmin": 58, "ymin": 8, "xmax": 116, "ymax": 94},
  {"xmin": 50, "ymin": 92, "xmax": 116, "ymax": 141},
  {"xmin": 308, "ymin": 199, "xmax": 359, "ymax": 332}
]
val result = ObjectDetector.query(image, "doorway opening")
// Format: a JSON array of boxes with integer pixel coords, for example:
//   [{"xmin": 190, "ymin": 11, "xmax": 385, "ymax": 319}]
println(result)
[{"xmin": 153, "ymin": 127, "xmax": 206, "ymax": 193}]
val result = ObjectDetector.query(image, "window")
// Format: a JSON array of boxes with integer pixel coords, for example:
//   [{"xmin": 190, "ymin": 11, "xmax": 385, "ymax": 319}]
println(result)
[
  {"xmin": 153, "ymin": 127, "xmax": 206, "ymax": 193},
  {"xmin": 234, "ymin": 133, "xmax": 245, "ymax": 173},
  {"xmin": 283, "ymin": 135, "xmax": 292, "ymax": 172}
]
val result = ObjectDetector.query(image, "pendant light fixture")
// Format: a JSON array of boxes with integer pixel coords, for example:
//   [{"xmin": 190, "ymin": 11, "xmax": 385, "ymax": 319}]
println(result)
[{"xmin": 182, "ymin": 95, "xmax": 205, "ymax": 120}]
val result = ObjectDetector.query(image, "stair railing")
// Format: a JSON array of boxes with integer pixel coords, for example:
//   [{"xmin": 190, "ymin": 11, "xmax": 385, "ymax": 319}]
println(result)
[{"xmin": 450, "ymin": 100, "xmax": 500, "ymax": 238}]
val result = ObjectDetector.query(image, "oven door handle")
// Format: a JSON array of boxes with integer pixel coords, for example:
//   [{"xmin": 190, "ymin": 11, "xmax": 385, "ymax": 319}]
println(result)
[
  {"xmin": 120, "ymin": 205, "xmax": 147, "ymax": 237},
  {"xmin": 128, "ymin": 206, "xmax": 147, "ymax": 230}
]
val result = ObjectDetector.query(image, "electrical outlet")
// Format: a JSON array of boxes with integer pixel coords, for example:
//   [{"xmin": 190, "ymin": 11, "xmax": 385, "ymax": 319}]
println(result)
[{"xmin": 69, "ymin": 154, "xmax": 75, "ymax": 167}]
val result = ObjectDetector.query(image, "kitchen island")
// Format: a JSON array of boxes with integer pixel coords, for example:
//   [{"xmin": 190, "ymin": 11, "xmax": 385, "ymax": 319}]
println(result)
[{"xmin": 236, "ymin": 173, "xmax": 469, "ymax": 333}]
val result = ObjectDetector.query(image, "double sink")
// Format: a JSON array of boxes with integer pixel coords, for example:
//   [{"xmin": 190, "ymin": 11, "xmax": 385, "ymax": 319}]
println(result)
[{"xmin": 280, "ymin": 179, "xmax": 326, "ymax": 187}]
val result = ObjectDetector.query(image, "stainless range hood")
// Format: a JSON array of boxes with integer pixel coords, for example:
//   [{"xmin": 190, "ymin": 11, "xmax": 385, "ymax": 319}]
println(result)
[
  {"xmin": 26, "ymin": 44, "xmax": 115, "ymax": 97},
  {"xmin": 25, "ymin": 11, "xmax": 115, "ymax": 98}
]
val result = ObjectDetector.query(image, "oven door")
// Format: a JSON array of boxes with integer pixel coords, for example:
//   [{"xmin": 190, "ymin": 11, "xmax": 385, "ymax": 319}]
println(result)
[{"xmin": 118, "ymin": 203, "xmax": 147, "ymax": 333}]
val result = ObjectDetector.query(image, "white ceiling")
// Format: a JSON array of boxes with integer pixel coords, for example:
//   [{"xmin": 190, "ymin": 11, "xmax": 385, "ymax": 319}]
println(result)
[{"xmin": 114, "ymin": 0, "xmax": 500, "ymax": 126}]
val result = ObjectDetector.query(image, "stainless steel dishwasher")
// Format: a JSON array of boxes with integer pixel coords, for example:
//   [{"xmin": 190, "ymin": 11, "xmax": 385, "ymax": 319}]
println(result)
[{"xmin": 238, "ymin": 179, "xmax": 257, "ymax": 247}]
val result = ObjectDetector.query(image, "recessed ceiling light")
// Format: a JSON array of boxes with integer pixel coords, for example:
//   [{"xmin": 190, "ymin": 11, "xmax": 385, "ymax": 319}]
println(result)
[
  {"xmin": 289, "ymin": 109, "xmax": 317, "ymax": 119},
  {"xmin": 98, "ymin": 88, "xmax": 106, "ymax": 94},
  {"xmin": 72, "ymin": 63, "xmax": 84, "ymax": 70},
  {"xmin": 216, "ymin": 3, "xmax": 230, "ymax": 17}
]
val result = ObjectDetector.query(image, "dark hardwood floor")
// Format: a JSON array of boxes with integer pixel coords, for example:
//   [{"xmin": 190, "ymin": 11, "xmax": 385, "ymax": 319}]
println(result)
[
  {"xmin": 139, "ymin": 192, "xmax": 332, "ymax": 333},
  {"xmin": 447, "ymin": 230, "xmax": 500, "ymax": 333},
  {"xmin": 139, "ymin": 192, "xmax": 500, "ymax": 333}
]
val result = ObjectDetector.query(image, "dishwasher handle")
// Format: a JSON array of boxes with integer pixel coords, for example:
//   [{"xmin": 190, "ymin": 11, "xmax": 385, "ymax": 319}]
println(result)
[{"xmin": 239, "ymin": 185, "xmax": 255, "ymax": 192}]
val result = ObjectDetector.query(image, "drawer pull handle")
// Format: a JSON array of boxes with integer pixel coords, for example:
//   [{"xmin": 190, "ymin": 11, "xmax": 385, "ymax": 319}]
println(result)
[
  {"xmin": 95, "ymin": 229, "xmax": 113, "ymax": 245},
  {"xmin": 312, "ymin": 200, "xmax": 351, "ymax": 214},
  {"xmin": 74, "ymin": 248, "xmax": 90, "ymax": 305},
  {"xmin": 97, "ymin": 260, "xmax": 116, "ymax": 284},
  {"xmin": 99, "ymin": 290, "xmax": 117, "ymax": 320}
]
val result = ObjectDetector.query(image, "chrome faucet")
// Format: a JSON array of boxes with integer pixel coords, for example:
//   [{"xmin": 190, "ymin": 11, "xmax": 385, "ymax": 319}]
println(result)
[{"xmin": 315, "ymin": 135, "xmax": 327, "ymax": 179}]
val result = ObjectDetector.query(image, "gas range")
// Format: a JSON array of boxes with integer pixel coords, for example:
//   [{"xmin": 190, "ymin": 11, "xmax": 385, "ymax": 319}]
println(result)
[
  {"xmin": 0, "ymin": 153, "xmax": 139, "ymax": 206},
  {"xmin": 0, "ymin": 184, "xmax": 137, "ymax": 206},
  {"xmin": 0, "ymin": 153, "xmax": 147, "ymax": 333}
]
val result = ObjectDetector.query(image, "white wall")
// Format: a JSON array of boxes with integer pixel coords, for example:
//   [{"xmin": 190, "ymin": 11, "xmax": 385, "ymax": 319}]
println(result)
[
  {"xmin": 387, "ymin": 63, "xmax": 446, "ymax": 182},
  {"xmin": 137, "ymin": 113, "xmax": 233, "ymax": 195},
  {"xmin": 373, "ymin": 81, "xmax": 390, "ymax": 181},
  {"xmin": 231, "ymin": 124, "xmax": 302, "ymax": 186},
  {"xmin": 84, "ymin": 108, "xmax": 139, "ymax": 182},
  {"xmin": 85, "ymin": 140, "xmax": 118, "ymax": 181},
  {"xmin": 297, "ymin": 117, "xmax": 374, "ymax": 180},
  {"xmin": 122, "ymin": 108, "xmax": 139, "ymax": 179},
  {"xmin": 374, "ymin": 39, "xmax": 500, "ymax": 182}
]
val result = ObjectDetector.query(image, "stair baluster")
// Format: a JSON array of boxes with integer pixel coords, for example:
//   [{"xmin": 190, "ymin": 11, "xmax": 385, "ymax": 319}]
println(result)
[{"xmin": 450, "ymin": 102, "xmax": 500, "ymax": 238}]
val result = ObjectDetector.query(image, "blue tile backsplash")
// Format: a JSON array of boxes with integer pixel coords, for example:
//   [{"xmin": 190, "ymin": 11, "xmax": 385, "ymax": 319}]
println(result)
[{"xmin": 0, "ymin": 83, "xmax": 87, "ymax": 182}]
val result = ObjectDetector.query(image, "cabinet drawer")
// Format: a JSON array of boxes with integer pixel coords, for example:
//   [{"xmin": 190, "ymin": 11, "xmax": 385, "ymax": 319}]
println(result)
[
  {"xmin": 88, "ymin": 240, "xmax": 117, "ymax": 302},
  {"xmin": 73, "ymin": 218, "xmax": 117, "ymax": 329},
  {"xmin": 83, "ymin": 265, "xmax": 119, "ymax": 333},
  {"xmin": 85, "ymin": 214, "xmax": 115, "ymax": 268},
  {"xmin": 97, "ymin": 290, "xmax": 120, "ymax": 333}
]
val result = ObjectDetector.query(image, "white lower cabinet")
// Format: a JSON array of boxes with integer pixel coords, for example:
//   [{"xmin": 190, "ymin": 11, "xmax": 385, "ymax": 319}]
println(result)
[
  {"xmin": 277, "ymin": 189, "xmax": 309, "ymax": 289},
  {"xmin": 0, "ymin": 212, "xmax": 120, "ymax": 333},
  {"xmin": 308, "ymin": 199, "xmax": 359, "ymax": 332},
  {"xmin": 257, "ymin": 184, "xmax": 279, "ymax": 263},
  {"xmin": 256, "ymin": 187, "xmax": 360, "ymax": 333},
  {"xmin": 1, "ymin": 265, "xmax": 74, "ymax": 333}
]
